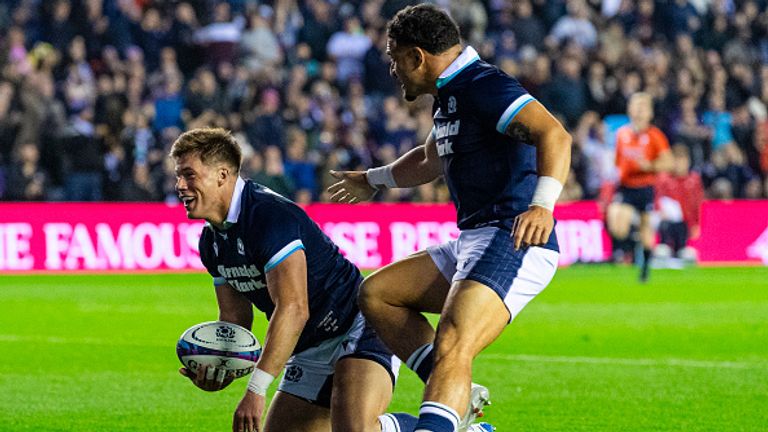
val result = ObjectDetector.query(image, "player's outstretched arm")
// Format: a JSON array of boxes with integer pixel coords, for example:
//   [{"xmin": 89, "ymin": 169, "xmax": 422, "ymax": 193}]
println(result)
[
  {"xmin": 179, "ymin": 282, "xmax": 253, "ymax": 392},
  {"xmin": 233, "ymin": 250, "xmax": 309, "ymax": 432},
  {"xmin": 327, "ymin": 134, "xmax": 442, "ymax": 203},
  {"xmin": 506, "ymin": 100, "xmax": 572, "ymax": 249}
]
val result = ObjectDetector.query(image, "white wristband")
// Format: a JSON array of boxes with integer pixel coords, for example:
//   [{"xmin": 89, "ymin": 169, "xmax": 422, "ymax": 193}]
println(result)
[
  {"xmin": 247, "ymin": 368, "xmax": 275, "ymax": 396},
  {"xmin": 366, "ymin": 165, "xmax": 398, "ymax": 189},
  {"xmin": 529, "ymin": 176, "xmax": 563, "ymax": 212}
]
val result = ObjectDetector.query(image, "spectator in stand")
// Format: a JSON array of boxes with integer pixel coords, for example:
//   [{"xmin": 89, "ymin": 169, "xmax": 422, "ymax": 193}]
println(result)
[
  {"xmin": 240, "ymin": 12, "xmax": 283, "ymax": 74},
  {"xmin": 244, "ymin": 146, "xmax": 295, "ymax": 198},
  {"xmin": 135, "ymin": 7, "xmax": 168, "ymax": 73},
  {"xmin": 6, "ymin": 142, "xmax": 47, "ymax": 201},
  {"xmin": 585, "ymin": 61, "xmax": 611, "ymax": 115},
  {"xmin": 758, "ymin": 114, "xmax": 768, "ymax": 182},
  {"xmin": 120, "ymin": 163, "xmax": 160, "ymax": 201},
  {"xmin": 618, "ymin": 0, "xmax": 659, "ymax": 46},
  {"xmin": 703, "ymin": 92, "xmax": 735, "ymax": 153},
  {"xmin": 671, "ymin": 96, "xmax": 711, "ymax": 172},
  {"xmin": 654, "ymin": 144, "xmax": 704, "ymax": 264},
  {"xmin": 607, "ymin": 92, "xmax": 673, "ymax": 282},
  {"xmin": 103, "ymin": 129, "xmax": 130, "ymax": 201},
  {"xmin": 6, "ymin": 26, "xmax": 31, "ymax": 76},
  {"xmin": 448, "ymin": 0, "xmax": 488, "ymax": 47},
  {"xmin": 731, "ymin": 104, "xmax": 761, "ymax": 176},
  {"xmin": 541, "ymin": 55, "xmax": 588, "ymax": 128},
  {"xmin": 298, "ymin": 1, "xmax": 337, "ymax": 63},
  {"xmin": 696, "ymin": 11, "xmax": 730, "ymax": 52},
  {"xmin": 62, "ymin": 36, "xmax": 96, "ymax": 114},
  {"xmin": 0, "ymin": 81, "xmax": 19, "ymax": 166},
  {"xmin": 168, "ymin": 2, "xmax": 202, "ymax": 76},
  {"xmin": 61, "ymin": 106, "xmax": 103, "ymax": 201},
  {"xmin": 574, "ymin": 111, "xmax": 616, "ymax": 199},
  {"xmin": 94, "ymin": 73, "xmax": 128, "ymax": 135},
  {"xmin": 183, "ymin": 68, "xmax": 224, "ymax": 123},
  {"xmin": 245, "ymin": 88, "xmax": 285, "ymax": 152},
  {"xmin": 194, "ymin": 2, "xmax": 244, "ymax": 68},
  {"xmin": 703, "ymin": 143, "xmax": 761, "ymax": 199},
  {"xmin": 559, "ymin": 169, "xmax": 585, "ymax": 202},
  {"xmin": 667, "ymin": 0, "xmax": 702, "ymax": 38},
  {"xmin": 283, "ymin": 126, "xmax": 318, "ymax": 204},
  {"xmin": 152, "ymin": 76, "xmax": 183, "ymax": 128},
  {"xmin": 326, "ymin": 16, "xmax": 372, "ymax": 85},
  {"xmin": 363, "ymin": 28, "xmax": 398, "ymax": 99},
  {"xmin": 80, "ymin": 0, "xmax": 109, "ymax": 61},
  {"xmin": 510, "ymin": 0, "xmax": 546, "ymax": 51},
  {"xmin": 43, "ymin": 0, "xmax": 76, "ymax": 54},
  {"xmin": 378, "ymin": 96, "xmax": 418, "ymax": 153},
  {"xmin": 547, "ymin": 0, "xmax": 598, "ymax": 50}
]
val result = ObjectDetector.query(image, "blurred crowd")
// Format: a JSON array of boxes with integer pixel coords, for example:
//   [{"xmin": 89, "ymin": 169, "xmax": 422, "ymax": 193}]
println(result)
[{"xmin": 1, "ymin": 0, "xmax": 767, "ymax": 204}]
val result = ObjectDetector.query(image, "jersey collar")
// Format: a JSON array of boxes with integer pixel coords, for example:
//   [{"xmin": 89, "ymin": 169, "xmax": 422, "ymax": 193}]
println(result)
[
  {"xmin": 436, "ymin": 46, "xmax": 479, "ymax": 89},
  {"xmin": 222, "ymin": 176, "xmax": 246, "ymax": 229}
]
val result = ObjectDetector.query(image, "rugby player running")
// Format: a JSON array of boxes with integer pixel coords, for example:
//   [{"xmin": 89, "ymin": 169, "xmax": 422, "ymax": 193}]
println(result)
[{"xmin": 329, "ymin": 4, "xmax": 572, "ymax": 432}]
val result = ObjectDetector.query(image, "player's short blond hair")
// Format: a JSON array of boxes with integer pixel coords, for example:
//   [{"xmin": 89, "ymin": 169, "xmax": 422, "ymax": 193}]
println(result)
[
  {"xmin": 170, "ymin": 128, "xmax": 242, "ymax": 174},
  {"xmin": 629, "ymin": 91, "xmax": 653, "ymax": 107}
]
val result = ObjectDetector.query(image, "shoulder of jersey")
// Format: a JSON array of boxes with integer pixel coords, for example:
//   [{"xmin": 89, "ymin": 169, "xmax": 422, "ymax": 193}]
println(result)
[
  {"xmin": 649, "ymin": 126, "xmax": 665, "ymax": 137},
  {"xmin": 469, "ymin": 62, "xmax": 507, "ymax": 82}
]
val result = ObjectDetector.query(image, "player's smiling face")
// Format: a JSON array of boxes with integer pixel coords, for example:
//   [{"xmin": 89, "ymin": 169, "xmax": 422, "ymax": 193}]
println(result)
[
  {"xmin": 387, "ymin": 38, "xmax": 427, "ymax": 102},
  {"xmin": 174, "ymin": 153, "xmax": 225, "ymax": 222}
]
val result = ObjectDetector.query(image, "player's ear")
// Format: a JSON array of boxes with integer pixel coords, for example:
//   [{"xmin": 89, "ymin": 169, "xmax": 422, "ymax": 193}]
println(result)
[
  {"xmin": 217, "ymin": 166, "xmax": 229, "ymax": 185},
  {"xmin": 409, "ymin": 47, "xmax": 425, "ymax": 71}
]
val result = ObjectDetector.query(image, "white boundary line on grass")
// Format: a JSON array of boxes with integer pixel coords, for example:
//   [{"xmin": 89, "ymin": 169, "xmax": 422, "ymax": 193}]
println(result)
[
  {"xmin": 2, "ymin": 334, "xmax": 765, "ymax": 370},
  {"xmin": 480, "ymin": 353, "xmax": 765, "ymax": 370},
  {"xmin": 0, "ymin": 334, "xmax": 162, "ymax": 347}
]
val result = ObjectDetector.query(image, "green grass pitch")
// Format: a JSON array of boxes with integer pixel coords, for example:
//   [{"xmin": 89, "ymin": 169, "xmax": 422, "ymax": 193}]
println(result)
[{"xmin": 1, "ymin": 265, "xmax": 767, "ymax": 431}]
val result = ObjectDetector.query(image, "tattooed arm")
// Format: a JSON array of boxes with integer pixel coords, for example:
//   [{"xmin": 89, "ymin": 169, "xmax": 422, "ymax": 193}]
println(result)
[{"xmin": 505, "ymin": 100, "xmax": 571, "ymax": 190}]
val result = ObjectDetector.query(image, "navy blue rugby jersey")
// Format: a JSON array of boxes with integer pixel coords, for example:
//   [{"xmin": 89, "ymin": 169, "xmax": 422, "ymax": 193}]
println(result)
[
  {"xmin": 198, "ymin": 178, "xmax": 362, "ymax": 353},
  {"xmin": 432, "ymin": 46, "xmax": 558, "ymax": 252}
]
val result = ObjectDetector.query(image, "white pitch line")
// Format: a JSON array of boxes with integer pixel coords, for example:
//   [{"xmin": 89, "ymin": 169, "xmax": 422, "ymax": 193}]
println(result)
[
  {"xmin": 478, "ymin": 353, "xmax": 766, "ymax": 370},
  {"xmin": 1, "ymin": 334, "xmax": 765, "ymax": 370},
  {"xmin": 0, "ymin": 334, "xmax": 166, "ymax": 347}
]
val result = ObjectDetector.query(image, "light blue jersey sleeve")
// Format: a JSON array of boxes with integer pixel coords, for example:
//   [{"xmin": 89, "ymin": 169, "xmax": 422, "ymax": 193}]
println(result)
[
  {"xmin": 245, "ymin": 201, "xmax": 305, "ymax": 273},
  {"xmin": 467, "ymin": 72, "xmax": 536, "ymax": 135}
]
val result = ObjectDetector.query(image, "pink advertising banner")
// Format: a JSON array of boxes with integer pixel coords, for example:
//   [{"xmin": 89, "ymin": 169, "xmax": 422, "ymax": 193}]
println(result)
[
  {"xmin": 0, "ymin": 203, "xmax": 205, "ymax": 272},
  {"xmin": 303, "ymin": 201, "xmax": 612, "ymax": 268},
  {"xmin": 696, "ymin": 201, "xmax": 768, "ymax": 265},
  {"xmin": 0, "ymin": 201, "xmax": 765, "ymax": 272}
]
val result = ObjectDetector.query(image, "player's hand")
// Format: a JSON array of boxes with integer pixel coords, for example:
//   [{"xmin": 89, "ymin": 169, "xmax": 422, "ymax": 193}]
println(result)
[
  {"xmin": 233, "ymin": 390, "xmax": 266, "ymax": 432},
  {"xmin": 179, "ymin": 365, "xmax": 235, "ymax": 392},
  {"xmin": 637, "ymin": 158, "xmax": 653, "ymax": 172},
  {"xmin": 512, "ymin": 206, "xmax": 555, "ymax": 250},
  {"xmin": 327, "ymin": 170, "xmax": 377, "ymax": 203}
]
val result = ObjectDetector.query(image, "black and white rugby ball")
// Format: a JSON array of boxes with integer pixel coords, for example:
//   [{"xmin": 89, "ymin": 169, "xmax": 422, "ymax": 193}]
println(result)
[{"xmin": 176, "ymin": 321, "xmax": 261, "ymax": 379}]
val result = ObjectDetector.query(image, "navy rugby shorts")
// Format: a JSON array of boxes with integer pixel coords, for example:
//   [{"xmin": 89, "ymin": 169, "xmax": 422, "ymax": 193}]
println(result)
[
  {"xmin": 427, "ymin": 226, "xmax": 559, "ymax": 323},
  {"xmin": 614, "ymin": 185, "xmax": 655, "ymax": 213},
  {"xmin": 277, "ymin": 313, "xmax": 400, "ymax": 407}
]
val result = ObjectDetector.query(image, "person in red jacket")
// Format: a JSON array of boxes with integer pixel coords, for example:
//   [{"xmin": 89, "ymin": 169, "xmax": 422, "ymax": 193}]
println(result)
[
  {"xmin": 607, "ymin": 92, "xmax": 673, "ymax": 282},
  {"xmin": 655, "ymin": 144, "xmax": 704, "ymax": 262}
]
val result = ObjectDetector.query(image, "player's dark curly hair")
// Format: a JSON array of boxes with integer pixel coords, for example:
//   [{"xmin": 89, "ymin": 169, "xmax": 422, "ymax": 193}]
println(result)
[
  {"xmin": 170, "ymin": 128, "xmax": 242, "ymax": 173},
  {"xmin": 387, "ymin": 4, "xmax": 461, "ymax": 54}
]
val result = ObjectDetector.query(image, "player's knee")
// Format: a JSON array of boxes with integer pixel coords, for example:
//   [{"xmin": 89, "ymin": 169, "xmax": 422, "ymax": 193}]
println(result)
[
  {"xmin": 433, "ymin": 322, "xmax": 475, "ymax": 364},
  {"xmin": 609, "ymin": 219, "xmax": 630, "ymax": 238}
]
